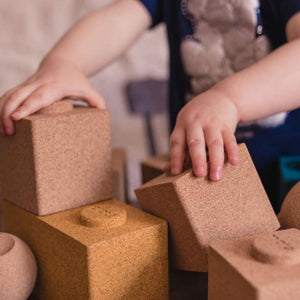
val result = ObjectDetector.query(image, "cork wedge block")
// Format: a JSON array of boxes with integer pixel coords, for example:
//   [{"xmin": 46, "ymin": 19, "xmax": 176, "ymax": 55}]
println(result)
[
  {"xmin": 135, "ymin": 143, "xmax": 280, "ymax": 272},
  {"xmin": 209, "ymin": 229, "xmax": 300, "ymax": 300},
  {"xmin": 0, "ymin": 101, "xmax": 113, "ymax": 215},
  {"xmin": 2, "ymin": 198, "xmax": 169, "ymax": 300}
]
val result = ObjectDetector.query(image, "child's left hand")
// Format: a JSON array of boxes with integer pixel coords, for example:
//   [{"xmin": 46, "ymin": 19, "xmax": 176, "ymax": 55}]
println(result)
[{"xmin": 170, "ymin": 88, "xmax": 240, "ymax": 181}]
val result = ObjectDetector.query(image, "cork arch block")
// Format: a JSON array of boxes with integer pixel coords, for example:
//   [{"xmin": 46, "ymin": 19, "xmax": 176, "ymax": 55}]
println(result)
[
  {"xmin": 209, "ymin": 229, "xmax": 300, "ymax": 300},
  {"xmin": 278, "ymin": 182, "xmax": 300, "ymax": 229},
  {"xmin": 135, "ymin": 143, "xmax": 280, "ymax": 272},
  {"xmin": 2, "ymin": 198, "xmax": 169, "ymax": 300},
  {"xmin": 0, "ymin": 100, "xmax": 113, "ymax": 215},
  {"xmin": 0, "ymin": 232, "xmax": 37, "ymax": 300}
]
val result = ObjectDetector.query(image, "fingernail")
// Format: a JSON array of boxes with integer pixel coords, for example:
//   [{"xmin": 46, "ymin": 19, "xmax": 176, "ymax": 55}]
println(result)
[
  {"xmin": 212, "ymin": 167, "xmax": 222, "ymax": 181},
  {"xmin": 171, "ymin": 167, "xmax": 180, "ymax": 175},
  {"xmin": 5, "ymin": 127, "xmax": 13, "ymax": 135},
  {"xmin": 195, "ymin": 166, "xmax": 207, "ymax": 177},
  {"xmin": 231, "ymin": 156, "xmax": 239, "ymax": 165},
  {"xmin": 11, "ymin": 111, "xmax": 21, "ymax": 120}
]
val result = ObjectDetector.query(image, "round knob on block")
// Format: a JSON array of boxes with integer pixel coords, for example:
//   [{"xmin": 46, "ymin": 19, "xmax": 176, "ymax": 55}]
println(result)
[
  {"xmin": 251, "ymin": 229, "xmax": 300, "ymax": 265},
  {"xmin": 80, "ymin": 203, "xmax": 127, "ymax": 228},
  {"xmin": 0, "ymin": 233, "xmax": 37, "ymax": 300},
  {"xmin": 37, "ymin": 100, "xmax": 73, "ymax": 115}
]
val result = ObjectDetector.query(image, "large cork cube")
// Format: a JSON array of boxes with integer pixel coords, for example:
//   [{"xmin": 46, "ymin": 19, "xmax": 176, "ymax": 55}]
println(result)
[
  {"xmin": 279, "ymin": 182, "xmax": 300, "ymax": 229},
  {"xmin": 2, "ymin": 198, "xmax": 168, "ymax": 300},
  {"xmin": 0, "ymin": 101, "xmax": 112, "ymax": 215},
  {"xmin": 142, "ymin": 153, "xmax": 170, "ymax": 183},
  {"xmin": 135, "ymin": 144, "xmax": 280, "ymax": 272},
  {"xmin": 112, "ymin": 148, "xmax": 127, "ymax": 203},
  {"xmin": 209, "ymin": 229, "xmax": 300, "ymax": 300}
]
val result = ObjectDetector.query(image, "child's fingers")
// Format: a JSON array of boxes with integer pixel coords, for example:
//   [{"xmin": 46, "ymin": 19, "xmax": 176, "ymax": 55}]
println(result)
[
  {"xmin": 186, "ymin": 125, "xmax": 207, "ymax": 177},
  {"xmin": 83, "ymin": 88, "xmax": 106, "ymax": 109},
  {"xmin": 1, "ymin": 84, "xmax": 40, "ymax": 135},
  {"xmin": 11, "ymin": 85, "xmax": 64, "ymax": 120},
  {"xmin": 204, "ymin": 127, "xmax": 224, "ymax": 181},
  {"xmin": 0, "ymin": 87, "xmax": 20, "ymax": 134},
  {"xmin": 170, "ymin": 127, "xmax": 186, "ymax": 175},
  {"xmin": 223, "ymin": 129, "xmax": 239, "ymax": 165}
]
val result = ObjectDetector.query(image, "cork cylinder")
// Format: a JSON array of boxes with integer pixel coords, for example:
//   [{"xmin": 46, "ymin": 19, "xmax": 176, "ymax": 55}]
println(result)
[{"xmin": 0, "ymin": 233, "xmax": 37, "ymax": 300}]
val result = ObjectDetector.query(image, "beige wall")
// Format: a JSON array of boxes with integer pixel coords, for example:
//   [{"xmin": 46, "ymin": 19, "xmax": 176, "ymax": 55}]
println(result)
[{"xmin": 0, "ymin": 0, "xmax": 169, "ymax": 199}]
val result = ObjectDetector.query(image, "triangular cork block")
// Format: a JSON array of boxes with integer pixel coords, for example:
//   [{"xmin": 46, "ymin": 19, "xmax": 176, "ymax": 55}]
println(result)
[
  {"xmin": 278, "ymin": 182, "xmax": 300, "ymax": 229},
  {"xmin": 0, "ymin": 100, "xmax": 112, "ymax": 216},
  {"xmin": 135, "ymin": 143, "xmax": 280, "ymax": 272},
  {"xmin": 2, "ymin": 198, "xmax": 168, "ymax": 300},
  {"xmin": 142, "ymin": 153, "xmax": 170, "ymax": 183},
  {"xmin": 209, "ymin": 229, "xmax": 300, "ymax": 300}
]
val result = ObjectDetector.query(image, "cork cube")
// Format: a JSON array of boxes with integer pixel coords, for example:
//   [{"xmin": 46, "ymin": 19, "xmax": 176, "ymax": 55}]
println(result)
[
  {"xmin": 2, "ymin": 198, "xmax": 168, "ymax": 300},
  {"xmin": 135, "ymin": 143, "xmax": 280, "ymax": 272},
  {"xmin": 209, "ymin": 229, "xmax": 300, "ymax": 300},
  {"xmin": 0, "ymin": 101, "xmax": 113, "ymax": 215},
  {"xmin": 279, "ymin": 182, "xmax": 300, "ymax": 229},
  {"xmin": 112, "ymin": 148, "xmax": 127, "ymax": 203},
  {"xmin": 142, "ymin": 153, "xmax": 170, "ymax": 183}
]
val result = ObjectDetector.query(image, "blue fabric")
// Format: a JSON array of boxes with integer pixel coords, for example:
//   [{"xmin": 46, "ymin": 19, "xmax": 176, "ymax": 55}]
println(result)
[{"xmin": 139, "ymin": 0, "xmax": 300, "ymax": 168}]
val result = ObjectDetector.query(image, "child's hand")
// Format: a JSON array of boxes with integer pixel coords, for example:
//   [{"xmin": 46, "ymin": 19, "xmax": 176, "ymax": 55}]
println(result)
[
  {"xmin": 170, "ymin": 89, "xmax": 240, "ymax": 181},
  {"xmin": 0, "ymin": 58, "xmax": 105, "ymax": 135}
]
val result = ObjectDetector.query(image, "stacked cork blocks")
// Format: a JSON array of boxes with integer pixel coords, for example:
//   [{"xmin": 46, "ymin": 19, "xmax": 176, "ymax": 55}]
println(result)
[
  {"xmin": 0, "ymin": 101, "xmax": 168, "ymax": 300},
  {"xmin": 137, "ymin": 145, "xmax": 300, "ymax": 299},
  {"xmin": 136, "ymin": 144, "xmax": 280, "ymax": 272}
]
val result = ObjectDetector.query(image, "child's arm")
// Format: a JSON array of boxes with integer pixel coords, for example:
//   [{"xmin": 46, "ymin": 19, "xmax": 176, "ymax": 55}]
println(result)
[
  {"xmin": 0, "ymin": 0, "xmax": 151, "ymax": 135},
  {"xmin": 170, "ymin": 12, "xmax": 300, "ymax": 181}
]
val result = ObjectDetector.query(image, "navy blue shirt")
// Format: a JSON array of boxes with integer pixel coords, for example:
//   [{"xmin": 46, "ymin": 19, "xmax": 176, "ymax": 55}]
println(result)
[{"xmin": 139, "ymin": 0, "xmax": 300, "ymax": 168}]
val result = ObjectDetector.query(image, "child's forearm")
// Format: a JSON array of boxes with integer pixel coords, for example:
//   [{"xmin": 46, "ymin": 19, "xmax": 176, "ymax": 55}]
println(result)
[
  {"xmin": 213, "ymin": 14, "xmax": 300, "ymax": 123},
  {"xmin": 41, "ymin": 0, "xmax": 151, "ymax": 76}
]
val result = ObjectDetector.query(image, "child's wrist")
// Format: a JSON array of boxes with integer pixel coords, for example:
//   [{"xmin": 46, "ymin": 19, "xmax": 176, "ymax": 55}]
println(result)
[{"xmin": 208, "ymin": 85, "xmax": 240, "ymax": 125}]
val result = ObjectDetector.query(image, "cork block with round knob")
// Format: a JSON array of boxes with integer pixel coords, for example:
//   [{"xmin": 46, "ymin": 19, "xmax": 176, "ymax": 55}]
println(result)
[
  {"xmin": 0, "ymin": 232, "xmax": 37, "ymax": 300},
  {"xmin": 0, "ymin": 100, "xmax": 113, "ymax": 215},
  {"xmin": 208, "ymin": 229, "xmax": 300, "ymax": 300},
  {"xmin": 2, "ymin": 198, "xmax": 168, "ymax": 300},
  {"xmin": 135, "ymin": 143, "xmax": 280, "ymax": 272},
  {"xmin": 142, "ymin": 153, "xmax": 170, "ymax": 184},
  {"xmin": 278, "ymin": 182, "xmax": 300, "ymax": 229}
]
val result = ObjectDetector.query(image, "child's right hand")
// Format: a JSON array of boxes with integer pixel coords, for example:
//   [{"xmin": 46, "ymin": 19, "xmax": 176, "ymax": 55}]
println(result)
[{"xmin": 0, "ymin": 57, "xmax": 106, "ymax": 136}]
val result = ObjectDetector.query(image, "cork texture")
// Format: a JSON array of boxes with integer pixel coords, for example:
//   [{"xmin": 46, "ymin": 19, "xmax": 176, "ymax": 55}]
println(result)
[
  {"xmin": 278, "ymin": 182, "xmax": 300, "ymax": 230},
  {"xmin": 112, "ymin": 148, "xmax": 127, "ymax": 203},
  {"xmin": 209, "ymin": 229, "xmax": 300, "ymax": 300},
  {"xmin": 0, "ymin": 232, "xmax": 37, "ymax": 300},
  {"xmin": 135, "ymin": 143, "xmax": 280, "ymax": 272},
  {"xmin": 142, "ymin": 153, "xmax": 170, "ymax": 183},
  {"xmin": 2, "ymin": 198, "xmax": 168, "ymax": 300},
  {"xmin": 0, "ymin": 103, "xmax": 113, "ymax": 215}
]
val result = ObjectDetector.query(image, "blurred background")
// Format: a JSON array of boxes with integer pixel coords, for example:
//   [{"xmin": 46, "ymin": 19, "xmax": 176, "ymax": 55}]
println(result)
[{"xmin": 0, "ymin": 0, "xmax": 170, "ymax": 200}]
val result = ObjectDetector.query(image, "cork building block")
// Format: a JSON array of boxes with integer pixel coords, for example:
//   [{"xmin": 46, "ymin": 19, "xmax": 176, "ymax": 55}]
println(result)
[
  {"xmin": 112, "ymin": 148, "xmax": 127, "ymax": 203},
  {"xmin": 209, "ymin": 229, "xmax": 300, "ymax": 300},
  {"xmin": 2, "ymin": 198, "xmax": 168, "ymax": 300},
  {"xmin": 142, "ymin": 153, "xmax": 170, "ymax": 183},
  {"xmin": 0, "ymin": 100, "xmax": 113, "ymax": 215},
  {"xmin": 278, "ymin": 182, "xmax": 300, "ymax": 229},
  {"xmin": 135, "ymin": 143, "xmax": 280, "ymax": 272}
]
